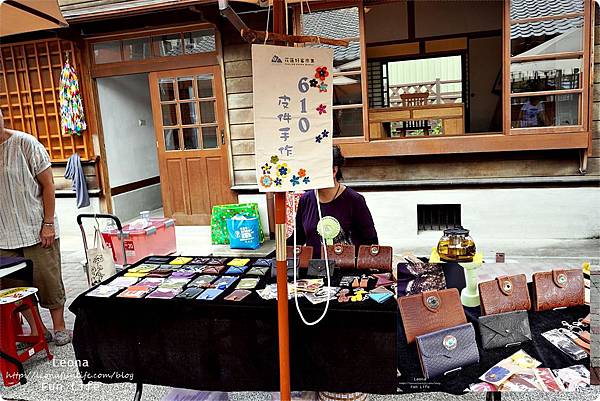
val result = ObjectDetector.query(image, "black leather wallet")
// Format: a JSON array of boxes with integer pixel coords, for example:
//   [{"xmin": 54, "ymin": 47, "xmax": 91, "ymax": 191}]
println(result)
[
  {"xmin": 307, "ymin": 259, "xmax": 336, "ymax": 278},
  {"xmin": 478, "ymin": 310, "xmax": 532, "ymax": 350},
  {"xmin": 416, "ymin": 323, "xmax": 479, "ymax": 380},
  {"xmin": 271, "ymin": 259, "xmax": 300, "ymax": 278}
]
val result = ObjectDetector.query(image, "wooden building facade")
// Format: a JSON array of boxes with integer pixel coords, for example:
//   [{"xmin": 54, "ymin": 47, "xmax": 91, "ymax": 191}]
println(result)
[{"xmin": 1, "ymin": 0, "xmax": 598, "ymax": 233}]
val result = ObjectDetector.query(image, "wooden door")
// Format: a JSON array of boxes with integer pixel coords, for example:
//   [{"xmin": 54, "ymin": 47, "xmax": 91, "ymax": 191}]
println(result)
[{"xmin": 149, "ymin": 66, "xmax": 236, "ymax": 225}]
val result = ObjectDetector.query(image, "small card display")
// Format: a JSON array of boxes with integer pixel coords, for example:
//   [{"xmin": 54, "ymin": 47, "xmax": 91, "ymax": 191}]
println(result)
[{"xmin": 117, "ymin": 285, "xmax": 153, "ymax": 299}]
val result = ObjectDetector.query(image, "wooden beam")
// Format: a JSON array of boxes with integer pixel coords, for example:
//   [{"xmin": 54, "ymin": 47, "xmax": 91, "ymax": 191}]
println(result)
[
  {"xmin": 338, "ymin": 132, "xmax": 591, "ymax": 158},
  {"xmin": 240, "ymin": 28, "xmax": 350, "ymax": 47}
]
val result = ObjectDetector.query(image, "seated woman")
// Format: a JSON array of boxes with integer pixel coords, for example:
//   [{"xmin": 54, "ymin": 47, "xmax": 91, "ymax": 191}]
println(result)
[{"xmin": 289, "ymin": 145, "xmax": 378, "ymax": 258}]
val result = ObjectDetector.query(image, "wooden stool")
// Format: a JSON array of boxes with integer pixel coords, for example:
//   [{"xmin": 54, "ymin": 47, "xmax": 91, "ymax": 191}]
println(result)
[{"xmin": 0, "ymin": 287, "xmax": 53, "ymax": 386}]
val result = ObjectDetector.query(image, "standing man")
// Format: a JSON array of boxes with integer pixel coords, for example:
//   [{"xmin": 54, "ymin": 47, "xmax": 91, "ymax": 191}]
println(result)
[{"xmin": 0, "ymin": 109, "xmax": 70, "ymax": 346}]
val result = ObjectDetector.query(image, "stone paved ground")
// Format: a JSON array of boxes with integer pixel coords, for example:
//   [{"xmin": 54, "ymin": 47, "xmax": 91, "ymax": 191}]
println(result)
[{"xmin": 1, "ymin": 214, "xmax": 599, "ymax": 401}]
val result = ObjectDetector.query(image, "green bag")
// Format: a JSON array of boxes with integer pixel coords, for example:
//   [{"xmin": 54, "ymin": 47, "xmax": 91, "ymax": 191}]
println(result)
[{"xmin": 211, "ymin": 203, "xmax": 265, "ymax": 245}]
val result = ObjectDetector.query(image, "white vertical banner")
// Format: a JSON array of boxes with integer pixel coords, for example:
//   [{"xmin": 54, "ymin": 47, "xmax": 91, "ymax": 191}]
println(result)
[{"xmin": 252, "ymin": 44, "xmax": 334, "ymax": 192}]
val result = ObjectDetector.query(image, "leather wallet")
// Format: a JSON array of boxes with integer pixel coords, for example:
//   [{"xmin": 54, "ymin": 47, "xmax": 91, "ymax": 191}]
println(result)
[
  {"xmin": 532, "ymin": 269, "xmax": 584, "ymax": 311},
  {"xmin": 189, "ymin": 275, "xmax": 217, "ymax": 288},
  {"xmin": 247, "ymin": 266, "xmax": 269, "ymax": 276},
  {"xmin": 170, "ymin": 257, "xmax": 192, "ymax": 265},
  {"xmin": 286, "ymin": 246, "xmax": 313, "ymax": 268},
  {"xmin": 253, "ymin": 258, "xmax": 273, "ymax": 267},
  {"xmin": 203, "ymin": 265, "xmax": 226, "ymax": 275},
  {"xmin": 398, "ymin": 288, "xmax": 467, "ymax": 344},
  {"xmin": 479, "ymin": 274, "xmax": 531, "ymax": 315},
  {"xmin": 225, "ymin": 265, "xmax": 249, "ymax": 275},
  {"xmin": 228, "ymin": 258, "xmax": 250, "ymax": 267},
  {"xmin": 206, "ymin": 257, "xmax": 228, "ymax": 265},
  {"xmin": 197, "ymin": 288, "xmax": 224, "ymax": 300},
  {"xmin": 416, "ymin": 323, "xmax": 479, "ymax": 379},
  {"xmin": 224, "ymin": 289, "xmax": 251, "ymax": 302},
  {"xmin": 372, "ymin": 272, "xmax": 394, "ymax": 287},
  {"xmin": 236, "ymin": 278, "xmax": 260, "ymax": 290},
  {"xmin": 271, "ymin": 260, "xmax": 299, "ymax": 278},
  {"xmin": 307, "ymin": 259, "xmax": 336, "ymax": 277},
  {"xmin": 478, "ymin": 310, "xmax": 532, "ymax": 350},
  {"xmin": 212, "ymin": 276, "xmax": 237, "ymax": 289},
  {"xmin": 322, "ymin": 244, "xmax": 356, "ymax": 269},
  {"xmin": 369, "ymin": 287, "xmax": 394, "ymax": 303},
  {"xmin": 176, "ymin": 287, "xmax": 204, "ymax": 299},
  {"xmin": 357, "ymin": 245, "xmax": 393, "ymax": 271}
]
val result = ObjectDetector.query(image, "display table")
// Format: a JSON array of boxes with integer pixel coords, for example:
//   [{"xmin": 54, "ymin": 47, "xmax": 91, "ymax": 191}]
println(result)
[
  {"xmin": 69, "ymin": 256, "xmax": 397, "ymax": 394},
  {"xmin": 70, "ymin": 256, "xmax": 589, "ymax": 396}
]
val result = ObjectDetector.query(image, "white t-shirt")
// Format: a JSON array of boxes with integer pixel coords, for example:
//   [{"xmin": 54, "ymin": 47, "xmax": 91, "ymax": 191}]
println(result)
[{"xmin": 0, "ymin": 131, "xmax": 59, "ymax": 249}]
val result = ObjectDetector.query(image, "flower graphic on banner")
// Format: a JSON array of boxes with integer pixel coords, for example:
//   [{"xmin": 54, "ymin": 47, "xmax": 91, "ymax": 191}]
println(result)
[
  {"xmin": 274, "ymin": 177, "xmax": 283, "ymax": 187},
  {"xmin": 260, "ymin": 175, "xmax": 273, "ymax": 188},
  {"xmin": 270, "ymin": 155, "xmax": 279, "ymax": 164},
  {"xmin": 315, "ymin": 135, "xmax": 323, "ymax": 143},
  {"xmin": 277, "ymin": 163, "xmax": 289, "ymax": 177},
  {"xmin": 316, "ymin": 104, "xmax": 327, "ymax": 115},
  {"xmin": 298, "ymin": 169, "xmax": 306, "ymax": 178},
  {"xmin": 303, "ymin": 176, "xmax": 311, "ymax": 184},
  {"xmin": 319, "ymin": 83, "xmax": 328, "ymax": 93},
  {"xmin": 315, "ymin": 66, "xmax": 329, "ymax": 81},
  {"xmin": 321, "ymin": 129, "xmax": 330, "ymax": 138},
  {"xmin": 261, "ymin": 163, "xmax": 271, "ymax": 174},
  {"xmin": 290, "ymin": 175, "xmax": 300, "ymax": 186},
  {"xmin": 309, "ymin": 78, "xmax": 319, "ymax": 88}
]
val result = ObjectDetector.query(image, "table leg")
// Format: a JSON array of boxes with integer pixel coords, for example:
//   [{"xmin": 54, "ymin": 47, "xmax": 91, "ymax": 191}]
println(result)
[
  {"xmin": 133, "ymin": 382, "xmax": 143, "ymax": 401},
  {"xmin": 485, "ymin": 391, "xmax": 501, "ymax": 401}
]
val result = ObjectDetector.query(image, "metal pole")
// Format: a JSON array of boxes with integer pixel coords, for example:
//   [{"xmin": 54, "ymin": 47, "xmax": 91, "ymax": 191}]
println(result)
[{"xmin": 272, "ymin": 1, "xmax": 291, "ymax": 400}]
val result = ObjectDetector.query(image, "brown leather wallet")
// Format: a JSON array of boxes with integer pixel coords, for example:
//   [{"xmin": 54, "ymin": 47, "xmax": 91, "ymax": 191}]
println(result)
[
  {"xmin": 322, "ymin": 244, "xmax": 356, "ymax": 269},
  {"xmin": 479, "ymin": 274, "xmax": 531, "ymax": 315},
  {"xmin": 532, "ymin": 269, "xmax": 585, "ymax": 311},
  {"xmin": 286, "ymin": 246, "xmax": 313, "ymax": 268},
  {"xmin": 357, "ymin": 245, "xmax": 393, "ymax": 271},
  {"xmin": 398, "ymin": 288, "xmax": 467, "ymax": 344}
]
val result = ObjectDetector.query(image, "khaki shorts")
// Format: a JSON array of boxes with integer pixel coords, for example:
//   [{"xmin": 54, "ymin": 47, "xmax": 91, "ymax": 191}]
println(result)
[{"xmin": 0, "ymin": 239, "xmax": 66, "ymax": 309}]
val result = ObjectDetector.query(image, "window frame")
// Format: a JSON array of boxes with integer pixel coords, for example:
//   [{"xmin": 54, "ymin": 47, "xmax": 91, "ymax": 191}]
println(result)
[
  {"xmin": 294, "ymin": 0, "xmax": 593, "ymax": 158},
  {"xmin": 504, "ymin": 0, "xmax": 591, "ymax": 135},
  {"xmin": 294, "ymin": 0, "xmax": 369, "ymax": 143},
  {"xmin": 87, "ymin": 23, "xmax": 220, "ymax": 78}
]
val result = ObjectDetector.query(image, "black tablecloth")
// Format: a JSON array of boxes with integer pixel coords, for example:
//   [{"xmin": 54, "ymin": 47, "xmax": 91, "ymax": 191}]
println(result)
[
  {"xmin": 396, "ymin": 264, "xmax": 590, "ymax": 394},
  {"xmin": 70, "ymin": 257, "xmax": 398, "ymax": 394},
  {"xmin": 70, "ymin": 257, "xmax": 589, "ymax": 395}
]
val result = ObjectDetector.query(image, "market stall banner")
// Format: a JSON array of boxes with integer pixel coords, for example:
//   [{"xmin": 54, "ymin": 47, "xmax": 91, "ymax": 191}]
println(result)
[{"xmin": 252, "ymin": 44, "xmax": 334, "ymax": 192}]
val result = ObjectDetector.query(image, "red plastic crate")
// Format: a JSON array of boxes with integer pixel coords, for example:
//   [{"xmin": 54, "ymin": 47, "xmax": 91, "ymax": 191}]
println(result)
[{"xmin": 104, "ymin": 218, "xmax": 177, "ymax": 265}]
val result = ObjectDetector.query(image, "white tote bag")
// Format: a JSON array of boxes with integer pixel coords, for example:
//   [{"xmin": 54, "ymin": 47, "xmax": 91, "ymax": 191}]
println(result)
[{"xmin": 86, "ymin": 228, "xmax": 116, "ymax": 286}]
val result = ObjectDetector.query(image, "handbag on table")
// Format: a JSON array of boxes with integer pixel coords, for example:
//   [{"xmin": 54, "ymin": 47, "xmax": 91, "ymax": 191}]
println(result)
[
  {"xmin": 532, "ymin": 269, "xmax": 584, "ymax": 311},
  {"xmin": 479, "ymin": 274, "xmax": 531, "ymax": 315},
  {"xmin": 286, "ymin": 246, "xmax": 313, "ymax": 268},
  {"xmin": 357, "ymin": 245, "xmax": 392, "ymax": 271},
  {"xmin": 416, "ymin": 323, "xmax": 479, "ymax": 379},
  {"xmin": 397, "ymin": 260, "xmax": 446, "ymax": 296},
  {"xmin": 322, "ymin": 244, "xmax": 355, "ymax": 269},
  {"xmin": 478, "ymin": 310, "xmax": 532, "ymax": 350},
  {"xmin": 398, "ymin": 288, "xmax": 467, "ymax": 344},
  {"xmin": 86, "ymin": 227, "xmax": 116, "ymax": 286}
]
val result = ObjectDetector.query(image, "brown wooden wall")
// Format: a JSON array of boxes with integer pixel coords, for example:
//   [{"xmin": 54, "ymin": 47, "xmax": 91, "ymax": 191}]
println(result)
[
  {"xmin": 0, "ymin": 38, "xmax": 94, "ymax": 162},
  {"xmin": 223, "ymin": 43, "xmax": 256, "ymax": 187},
  {"xmin": 592, "ymin": 7, "xmax": 600, "ymax": 177}
]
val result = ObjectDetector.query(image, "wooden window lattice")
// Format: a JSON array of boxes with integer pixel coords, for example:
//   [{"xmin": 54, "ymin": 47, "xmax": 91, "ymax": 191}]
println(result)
[{"xmin": 0, "ymin": 39, "xmax": 93, "ymax": 161}]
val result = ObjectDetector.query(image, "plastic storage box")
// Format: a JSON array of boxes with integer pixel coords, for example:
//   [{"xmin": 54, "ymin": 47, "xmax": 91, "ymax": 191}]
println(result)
[{"xmin": 104, "ymin": 218, "xmax": 176, "ymax": 265}]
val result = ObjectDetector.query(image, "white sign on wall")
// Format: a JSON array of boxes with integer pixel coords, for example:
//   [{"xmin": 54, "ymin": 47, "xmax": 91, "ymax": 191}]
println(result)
[{"xmin": 252, "ymin": 44, "xmax": 334, "ymax": 192}]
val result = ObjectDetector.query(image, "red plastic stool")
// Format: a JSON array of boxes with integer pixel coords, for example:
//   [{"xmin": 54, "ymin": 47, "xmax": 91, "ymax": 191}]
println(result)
[{"xmin": 0, "ymin": 287, "xmax": 53, "ymax": 386}]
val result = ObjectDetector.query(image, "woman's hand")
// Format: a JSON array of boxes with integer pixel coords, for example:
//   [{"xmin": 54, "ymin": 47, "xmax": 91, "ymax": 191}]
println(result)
[{"xmin": 40, "ymin": 224, "xmax": 55, "ymax": 248}]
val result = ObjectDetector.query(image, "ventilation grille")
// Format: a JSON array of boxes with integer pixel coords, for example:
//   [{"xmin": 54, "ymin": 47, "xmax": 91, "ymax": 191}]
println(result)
[{"xmin": 417, "ymin": 204, "xmax": 461, "ymax": 231}]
